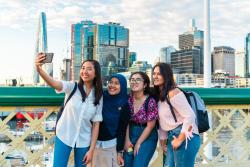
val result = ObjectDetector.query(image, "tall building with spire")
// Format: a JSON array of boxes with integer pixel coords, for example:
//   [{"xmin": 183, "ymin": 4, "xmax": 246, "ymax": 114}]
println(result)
[
  {"xmin": 245, "ymin": 33, "xmax": 250, "ymax": 77},
  {"xmin": 33, "ymin": 12, "xmax": 52, "ymax": 85},
  {"xmin": 172, "ymin": 19, "xmax": 204, "ymax": 74}
]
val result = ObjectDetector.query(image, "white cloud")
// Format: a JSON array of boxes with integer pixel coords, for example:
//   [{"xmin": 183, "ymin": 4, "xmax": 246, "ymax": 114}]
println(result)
[
  {"xmin": 1, "ymin": 0, "xmax": 250, "ymax": 81},
  {"xmin": 0, "ymin": 0, "xmax": 249, "ymax": 49}
]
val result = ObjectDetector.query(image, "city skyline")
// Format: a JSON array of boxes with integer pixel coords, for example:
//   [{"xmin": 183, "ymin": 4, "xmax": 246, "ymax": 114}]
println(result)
[{"xmin": 0, "ymin": 0, "xmax": 250, "ymax": 83}]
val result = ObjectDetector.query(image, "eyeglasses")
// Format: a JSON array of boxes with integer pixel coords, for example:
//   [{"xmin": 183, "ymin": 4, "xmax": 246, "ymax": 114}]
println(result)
[{"xmin": 129, "ymin": 78, "xmax": 144, "ymax": 84}]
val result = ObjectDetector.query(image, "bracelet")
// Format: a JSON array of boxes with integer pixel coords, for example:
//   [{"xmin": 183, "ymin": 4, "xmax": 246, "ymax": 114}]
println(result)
[{"xmin": 117, "ymin": 151, "xmax": 124, "ymax": 155}]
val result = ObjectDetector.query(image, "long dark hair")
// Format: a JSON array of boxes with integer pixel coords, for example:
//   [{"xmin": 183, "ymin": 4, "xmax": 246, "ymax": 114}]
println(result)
[
  {"xmin": 78, "ymin": 60, "xmax": 103, "ymax": 106},
  {"xmin": 129, "ymin": 71, "xmax": 151, "ymax": 95},
  {"xmin": 152, "ymin": 62, "xmax": 176, "ymax": 102}
]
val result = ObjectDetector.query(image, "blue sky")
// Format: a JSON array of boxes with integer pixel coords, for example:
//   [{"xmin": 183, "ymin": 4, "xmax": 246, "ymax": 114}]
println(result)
[{"xmin": 0, "ymin": 0, "xmax": 250, "ymax": 83}]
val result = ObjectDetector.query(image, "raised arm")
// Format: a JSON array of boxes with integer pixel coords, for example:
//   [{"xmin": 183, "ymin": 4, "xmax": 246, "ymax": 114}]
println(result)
[{"xmin": 35, "ymin": 53, "xmax": 62, "ymax": 91}]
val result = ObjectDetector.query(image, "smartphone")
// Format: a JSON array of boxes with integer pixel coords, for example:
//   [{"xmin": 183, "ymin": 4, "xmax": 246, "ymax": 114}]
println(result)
[{"xmin": 42, "ymin": 53, "xmax": 54, "ymax": 63}]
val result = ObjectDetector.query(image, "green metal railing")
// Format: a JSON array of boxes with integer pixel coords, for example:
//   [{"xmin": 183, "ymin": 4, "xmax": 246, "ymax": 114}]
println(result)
[{"xmin": 1, "ymin": 87, "xmax": 250, "ymax": 167}]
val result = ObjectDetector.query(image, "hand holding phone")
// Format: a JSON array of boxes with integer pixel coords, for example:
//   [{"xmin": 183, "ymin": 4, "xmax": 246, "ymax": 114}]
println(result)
[{"xmin": 41, "ymin": 53, "xmax": 54, "ymax": 63}]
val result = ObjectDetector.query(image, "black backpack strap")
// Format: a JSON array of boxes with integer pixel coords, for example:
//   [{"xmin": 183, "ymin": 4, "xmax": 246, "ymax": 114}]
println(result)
[
  {"xmin": 64, "ymin": 82, "xmax": 77, "ymax": 106},
  {"xmin": 178, "ymin": 88, "xmax": 197, "ymax": 111},
  {"xmin": 178, "ymin": 87, "xmax": 191, "ymax": 104},
  {"xmin": 166, "ymin": 96, "xmax": 178, "ymax": 123},
  {"xmin": 190, "ymin": 93, "xmax": 198, "ymax": 112}
]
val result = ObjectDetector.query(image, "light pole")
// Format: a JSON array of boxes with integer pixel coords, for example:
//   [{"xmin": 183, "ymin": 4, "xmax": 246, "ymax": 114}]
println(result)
[
  {"xmin": 204, "ymin": 0, "xmax": 211, "ymax": 88},
  {"xmin": 204, "ymin": 0, "xmax": 212, "ymax": 163}
]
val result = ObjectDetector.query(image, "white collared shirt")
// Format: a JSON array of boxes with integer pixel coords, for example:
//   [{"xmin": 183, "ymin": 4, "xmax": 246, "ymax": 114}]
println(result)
[{"xmin": 55, "ymin": 81, "xmax": 103, "ymax": 148}]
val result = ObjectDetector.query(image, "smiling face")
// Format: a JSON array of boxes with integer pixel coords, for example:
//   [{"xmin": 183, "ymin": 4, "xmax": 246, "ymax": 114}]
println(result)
[
  {"xmin": 153, "ymin": 66, "xmax": 165, "ymax": 87},
  {"xmin": 107, "ymin": 77, "xmax": 121, "ymax": 95},
  {"xmin": 80, "ymin": 61, "xmax": 96, "ymax": 82},
  {"xmin": 129, "ymin": 73, "xmax": 146, "ymax": 93}
]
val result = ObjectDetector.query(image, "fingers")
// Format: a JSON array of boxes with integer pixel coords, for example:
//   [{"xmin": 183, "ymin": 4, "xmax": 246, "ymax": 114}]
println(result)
[
  {"xmin": 163, "ymin": 145, "xmax": 167, "ymax": 152},
  {"xmin": 82, "ymin": 155, "xmax": 87, "ymax": 164},
  {"xmin": 85, "ymin": 156, "xmax": 92, "ymax": 164},
  {"xmin": 36, "ymin": 54, "xmax": 45, "ymax": 62},
  {"xmin": 117, "ymin": 156, "xmax": 124, "ymax": 166},
  {"xmin": 120, "ymin": 159, "xmax": 124, "ymax": 166},
  {"xmin": 171, "ymin": 136, "xmax": 177, "ymax": 150},
  {"xmin": 35, "ymin": 53, "xmax": 46, "ymax": 68},
  {"xmin": 37, "ymin": 53, "xmax": 45, "ymax": 59},
  {"xmin": 133, "ymin": 145, "xmax": 139, "ymax": 156},
  {"xmin": 160, "ymin": 140, "xmax": 167, "ymax": 152}
]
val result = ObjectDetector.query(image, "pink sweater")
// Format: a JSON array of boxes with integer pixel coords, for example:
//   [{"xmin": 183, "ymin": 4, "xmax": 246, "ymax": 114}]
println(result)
[{"xmin": 158, "ymin": 92, "xmax": 199, "ymax": 140}]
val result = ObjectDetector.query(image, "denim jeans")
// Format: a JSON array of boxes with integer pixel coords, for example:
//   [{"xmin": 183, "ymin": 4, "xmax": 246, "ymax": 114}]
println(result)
[
  {"xmin": 164, "ymin": 125, "xmax": 200, "ymax": 167},
  {"xmin": 124, "ymin": 125, "xmax": 158, "ymax": 167},
  {"xmin": 53, "ymin": 136, "xmax": 89, "ymax": 167}
]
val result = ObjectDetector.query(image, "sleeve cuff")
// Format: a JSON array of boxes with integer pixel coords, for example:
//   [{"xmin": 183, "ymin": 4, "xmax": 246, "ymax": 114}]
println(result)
[
  {"xmin": 91, "ymin": 115, "xmax": 103, "ymax": 122},
  {"xmin": 159, "ymin": 129, "xmax": 167, "ymax": 140},
  {"xmin": 55, "ymin": 81, "xmax": 65, "ymax": 94}
]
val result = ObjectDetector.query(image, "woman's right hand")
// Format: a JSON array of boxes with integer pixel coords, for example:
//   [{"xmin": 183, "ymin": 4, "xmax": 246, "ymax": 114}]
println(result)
[
  {"xmin": 160, "ymin": 139, "xmax": 167, "ymax": 152},
  {"xmin": 124, "ymin": 138, "xmax": 132, "ymax": 151},
  {"xmin": 117, "ymin": 153, "xmax": 124, "ymax": 166},
  {"xmin": 35, "ymin": 53, "xmax": 45, "ymax": 70}
]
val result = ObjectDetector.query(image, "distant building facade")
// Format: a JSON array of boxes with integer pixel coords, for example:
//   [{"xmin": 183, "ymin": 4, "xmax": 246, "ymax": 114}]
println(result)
[
  {"xmin": 159, "ymin": 46, "xmax": 176, "ymax": 63},
  {"xmin": 128, "ymin": 61, "xmax": 152, "ymax": 73},
  {"xmin": 129, "ymin": 52, "xmax": 137, "ymax": 67},
  {"xmin": 171, "ymin": 48, "xmax": 200, "ymax": 74},
  {"xmin": 177, "ymin": 19, "xmax": 204, "ymax": 74},
  {"xmin": 212, "ymin": 46, "xmax": 235, "ymax": 76},
  {"xmin": 235, "ymin": 50, "xmax": 245, "ymax": 77},
  {"xmin": 71, "ymin": 21, "xmax": 129, "ymax": 80},
  {"xmin": 60, "ymin": 58, "xmax": 71, "ymax": 81},
  {"xmin": 245, "ymin": 33, "xmax": 250, "ymax": 77}
]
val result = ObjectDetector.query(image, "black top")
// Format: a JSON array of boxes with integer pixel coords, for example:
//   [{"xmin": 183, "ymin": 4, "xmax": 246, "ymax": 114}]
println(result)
[{"xmin": 97, "ymin": 103, "xmax": 130, "ymax": 152}]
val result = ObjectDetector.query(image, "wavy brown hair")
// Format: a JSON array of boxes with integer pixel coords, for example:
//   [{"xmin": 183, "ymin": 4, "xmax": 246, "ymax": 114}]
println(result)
[{"xmin": 152, "ymin": 62, "xmax": 176, "ymax": 102}]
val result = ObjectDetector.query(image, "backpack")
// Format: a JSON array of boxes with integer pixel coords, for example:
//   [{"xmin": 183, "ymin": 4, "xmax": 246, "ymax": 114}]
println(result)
[
  {"xmin": 144, "ymin": 96, "xmax": 159, "ymax": 129},
  {"xmin": 55, "ymin": 82, "xmax": 77, "ymax": 134},
  {"xmin": 166, "ymin": 88, "xmax": 210, "ymax": 133}
]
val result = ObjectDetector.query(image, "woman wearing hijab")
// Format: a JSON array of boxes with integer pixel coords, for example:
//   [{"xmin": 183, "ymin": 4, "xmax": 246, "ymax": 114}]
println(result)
[{"xmin": 92, "ymin": 74, "xmax": 129, "ymax": 167}]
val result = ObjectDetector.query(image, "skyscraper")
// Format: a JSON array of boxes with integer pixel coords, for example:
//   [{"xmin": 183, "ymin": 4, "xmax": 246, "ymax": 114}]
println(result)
[
  {"xmin": 33, "ymin": 12, "xmax": 52, "ymax": 85},
  {"xmin": 60, "ymin": 58, "xmax": 71, "ymax": 81},
  {"xmin": 71, "ymin": 21, "xmax": 129, "ymax": 80},
  {"xmin": 212, "ymin": 46, "xmax": 235, "ymax": 76},
  {"xmin": 235, "ymin": 50, "xmax": 245, "ymax": 77},
  {"xmin": 178, "ymin": 19, "xmax": 204, "ymax": 73},
  {"xmin": 245, "ymin": 33, "xmax": 250, "ymax": 77},
  {"xmin": 159, "ymin": 46, "xmax": 176, "ymax": 63},
  {"xmin": 129, "ymin": 52, "xmax": 137, "ymax": 67},
  {"xmin": 95, "ymin": 22, "xmax": 129, "ymax": 76},
  {"xmin": 171, "ymin": 48, "xmax": 200, "ymax": 74},
  {"xmin": 71, "ymin": 21, "xmax": 96, "ymax": 81}
]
